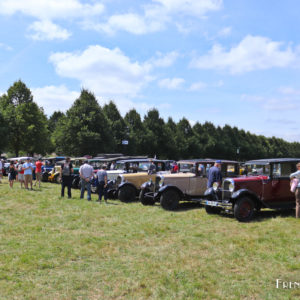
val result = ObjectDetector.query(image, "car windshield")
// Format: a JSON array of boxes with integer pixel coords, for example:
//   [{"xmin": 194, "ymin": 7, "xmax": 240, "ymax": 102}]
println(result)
[
  {"xmin": 178, "ymin": 163, "xmax": 195, "ymax": 172},
  {"xmin": 246, "ymin": 164, "xmax": 270, "ymax": 176}
]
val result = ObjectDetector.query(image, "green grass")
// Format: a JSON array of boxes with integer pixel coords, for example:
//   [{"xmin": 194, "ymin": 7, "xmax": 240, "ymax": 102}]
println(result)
[{"xmin": 0, "ymin": 179, "xmax": 299, "ymax": 299}]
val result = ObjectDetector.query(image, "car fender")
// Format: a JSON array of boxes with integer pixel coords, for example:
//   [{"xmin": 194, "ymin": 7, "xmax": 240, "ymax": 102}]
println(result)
[
  {"xmin": 204, "ymin": 187, "xmax": 218, "ymax": 200},
  {"xmin": 141, "ymin": 180, "xmax": 154, "ymax": 190},
  {"xmin": 118, "ymin": 182, "xmax": 137, "ymax": 193},
  {"xmin": 157, "ymin": 185, "xmax": 184, "ymax": 199},
  {"xmin": 231, "ymin": 189, "xmax": 263, "ymax": 207}
]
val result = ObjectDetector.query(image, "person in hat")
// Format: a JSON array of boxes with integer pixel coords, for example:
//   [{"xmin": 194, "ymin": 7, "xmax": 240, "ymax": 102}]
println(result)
[{"xmin": 207, "ymin": 160, "xmax": 222, "ymax": 188}]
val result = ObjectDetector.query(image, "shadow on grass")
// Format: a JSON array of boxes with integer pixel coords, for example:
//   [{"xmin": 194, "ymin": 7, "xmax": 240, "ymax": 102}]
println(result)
[{"xmin": 213, "ymin": 208, "xmax": 295, "ymax": 222}]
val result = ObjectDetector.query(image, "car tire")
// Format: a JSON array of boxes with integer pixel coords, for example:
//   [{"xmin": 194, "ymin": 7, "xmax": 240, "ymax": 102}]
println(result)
[
  {"xmin": 91, "ymin": 184, "xmax": 98, "ymax": 194},
  {"xmin": 54, "ymin": 174, "xmax": 61, "ymax": 184},
  {"xmin": 118, "ymin": 185, "xmax": 136, "ymax": 202},
  {"xmin": 205, "ymin": 205, "xmax": 222, "ymax": 214},
  {"xmin": 42, "ymin": 172, "xmax": 49, "ymax": 182},
  {"xmin": 72, "ymin": 177, "xmax": 79, "ymax": 188},
  {"xmin": 139, "ymin": 188, "xmax": 155, "ymax": 206},
  {"xmin": 160, "ymin": 189, "xmax": 180, "ymax": 210},
  {"xmin": 234, "ymin": 197, "xmax": 255, "ymax": 222}
]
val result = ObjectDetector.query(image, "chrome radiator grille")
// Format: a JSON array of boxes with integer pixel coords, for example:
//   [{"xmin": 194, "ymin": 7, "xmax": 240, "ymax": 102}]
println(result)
[{"xmin": 222, "ymin": 180, "xmax": 232, "ymax": 200}]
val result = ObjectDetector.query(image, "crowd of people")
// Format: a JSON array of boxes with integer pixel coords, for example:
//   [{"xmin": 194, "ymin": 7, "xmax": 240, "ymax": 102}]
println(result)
[{"xmin": 0, "ymin": 157, "xmax": 109, "ymax": 204}]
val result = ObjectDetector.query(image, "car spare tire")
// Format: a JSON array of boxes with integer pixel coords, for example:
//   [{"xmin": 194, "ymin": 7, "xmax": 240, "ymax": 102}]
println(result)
[{"xmin": 139, "ymin": 188, "xmax": 155, "ymax": 206}]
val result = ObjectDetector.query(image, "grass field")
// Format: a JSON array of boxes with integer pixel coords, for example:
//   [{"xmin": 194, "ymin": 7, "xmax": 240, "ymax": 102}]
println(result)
[{"xmin": 0, "ymin": 178, "xmax": 299, "ymax": 299}]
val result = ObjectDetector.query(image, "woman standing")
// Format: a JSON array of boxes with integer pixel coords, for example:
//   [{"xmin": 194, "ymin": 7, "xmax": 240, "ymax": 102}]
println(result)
[
  {"xmin": 290, "ymin": 162, "xmax": 300, "ymax": 218},
  {"xmin": 8, "ymin": 161, "xmax": 17, "ymax": 188}
]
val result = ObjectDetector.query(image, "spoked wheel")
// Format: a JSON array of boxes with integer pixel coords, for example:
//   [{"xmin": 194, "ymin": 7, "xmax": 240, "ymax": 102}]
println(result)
[{"xmin": 234, "ymin": 197, "xmax": 255, "ymax": 222}]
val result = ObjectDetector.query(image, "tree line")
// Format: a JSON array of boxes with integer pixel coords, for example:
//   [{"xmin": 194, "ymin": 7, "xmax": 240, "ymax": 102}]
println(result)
[{"xmin": 1, "ymin": 80, "xmax": 300, "ymax": 161}]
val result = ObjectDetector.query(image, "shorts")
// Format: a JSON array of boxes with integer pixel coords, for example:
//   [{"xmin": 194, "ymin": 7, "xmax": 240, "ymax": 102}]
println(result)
[
  {"xmin": 36, "ymin": 172, "xmax": 42, "ymax": 181},
  {"xmin": 18, "ymin": 173, "xmax": 24, "ymax": 181},
  {"xmin": 24, "ymin": 174, "xmax": 32, "ymax": 182}
]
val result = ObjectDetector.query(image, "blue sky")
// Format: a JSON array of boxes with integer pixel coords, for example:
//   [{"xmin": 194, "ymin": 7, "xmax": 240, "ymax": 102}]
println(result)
[{"xmin": 1, "ymin": 0, "xmax": 300, "ymax": 142}]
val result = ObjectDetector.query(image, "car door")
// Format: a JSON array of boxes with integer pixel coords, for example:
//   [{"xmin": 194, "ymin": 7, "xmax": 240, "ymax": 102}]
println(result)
[{"xmin": 262, "ymin": 163, "xmax": 295, "ymax": 208}]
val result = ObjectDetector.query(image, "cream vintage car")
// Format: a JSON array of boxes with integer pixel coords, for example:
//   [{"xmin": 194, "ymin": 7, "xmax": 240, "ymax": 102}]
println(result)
[
  {"xmin": 139, "ymin": 159, "xmax": 240, "ymax": 210},
  {"xmin": 116, "ymin": 159, "xmax": 172, "ymax": 202}
]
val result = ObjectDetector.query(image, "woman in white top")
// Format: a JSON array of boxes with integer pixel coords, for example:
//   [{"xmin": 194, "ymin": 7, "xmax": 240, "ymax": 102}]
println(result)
[{"xmin": 290, "ymin": 162, "xmax": 300, "ymax": 218}]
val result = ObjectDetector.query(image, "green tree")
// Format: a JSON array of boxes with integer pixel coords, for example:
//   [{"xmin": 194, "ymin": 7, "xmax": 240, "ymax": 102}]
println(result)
[
  {"xmin": 103, "ymin": 101, "xmax": 127, "ymax": 153},
  {"xmin": 48, "ymin": 111, "xmax": 65, "ymax": 133},
  {"xmin": 0, "ymin": 80, "xmax": 51, "ymax": 156},
  {"xmin": 53, "ymin": 89, "xmax": 113, "ymax": 156},
  {"xmin": 0, "ymin": 111, "xmax": 8, "ymax": 155}
]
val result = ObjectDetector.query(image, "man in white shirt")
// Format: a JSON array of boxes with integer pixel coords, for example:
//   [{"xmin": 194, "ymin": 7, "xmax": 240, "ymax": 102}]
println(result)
[{"xmin": 79, "ymin": 160, "xmax": 94, "ymax": 201}]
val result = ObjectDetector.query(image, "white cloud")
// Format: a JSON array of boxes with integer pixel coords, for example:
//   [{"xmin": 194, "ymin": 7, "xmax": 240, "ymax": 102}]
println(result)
[
  {"xmin": 88, "ymin": 12, "xmax": 166, "ymax": 35},
  {"xmin": 241, "ymin": 94, "xmax": 298, "ymax": 111},
  {"xmin": 278, "ymin": 86, "xmax": 300, "ymax": 95},
  {"xmin": 88, "ymin": 0, "xmax": 222, "ymax": 35},
  {"xmin": 158, "ymin": 78, "xmax": 185, "ymax": 89},
  {"xmin": 191, "ymin": 35, "xmax": 298, "ymax": 74},
  {"xmin": 153, "ymin": 0, "xmax": 223, "ymax": 17},
  {"xmin": 149, "ymin": 51, "xmax": 179, "ymax": 67},
  {"xmin": 0, "ymin": 43, "xmax": 12, "ymax": 51},
  {"xmin": 28, "ymin": 20, "xmax": 71, "ymax": 41},
  {"xmin": 189, "ymin": 81, "xmax": 207, "ymax": 91},
  {"xmin": 32, "ymin": 85, "xmax": 79, "ymax": 116},
  {"xmin": 0, "ymin": 0, "xmax": 104, "ymax": 41},
  {"xmin": 0, "ymin": 0, "xmax": 104, "ymax": 20},
  {"xmin": 217, "ymin": 26, "xmax": 231, "ymax": 37},
  {"xmin": 49, "ymin": 45, "xmax": 153, "ymax": 99}
]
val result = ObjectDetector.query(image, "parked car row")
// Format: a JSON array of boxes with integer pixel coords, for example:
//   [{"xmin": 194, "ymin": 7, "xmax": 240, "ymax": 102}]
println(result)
[{"xmin": 3, "ymin": 155, "xmax": 298, "ymax": 222}]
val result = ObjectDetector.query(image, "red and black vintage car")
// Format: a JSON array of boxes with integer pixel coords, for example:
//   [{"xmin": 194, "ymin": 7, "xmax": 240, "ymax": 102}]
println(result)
[{"xmin": 201, "ymin": 158, "xmax": 300, "ymax": 222}]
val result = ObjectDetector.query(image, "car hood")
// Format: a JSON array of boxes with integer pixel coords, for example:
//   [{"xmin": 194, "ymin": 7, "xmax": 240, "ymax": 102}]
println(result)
[
  {"xmin": 232, "ymin": 175, "xmax": 269, "ymax": 182},
  {"xmin": 160, "ymin": 172, "xmax": 196, "ymax": 179}
]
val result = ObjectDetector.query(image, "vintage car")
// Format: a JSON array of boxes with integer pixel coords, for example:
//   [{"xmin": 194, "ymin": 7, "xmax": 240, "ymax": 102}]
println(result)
[
  {"xmin": 140, "ymin": 159, "xmax": 240, "ymax": 210},
  {"xmin": 116, "ymin": 159, "xmax": 172, "ymax": 202},
  {"xmin": 48, "ymin": 165, "xmax": 62, "ymax": 183},
  {"xmin": 201, "ymin": 158, "xmax": 300, "ymax": 222}
]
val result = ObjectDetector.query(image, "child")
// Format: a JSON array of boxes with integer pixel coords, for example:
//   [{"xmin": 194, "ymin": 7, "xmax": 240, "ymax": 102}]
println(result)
[{"xmin": 8, "ymin": 161, "xmax": 17, "ymax": 188}]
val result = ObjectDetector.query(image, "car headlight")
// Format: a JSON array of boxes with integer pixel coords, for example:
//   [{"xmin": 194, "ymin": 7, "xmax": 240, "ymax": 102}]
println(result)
[
  {"xmin": 229, "ymin": 180, "xmax": 235, "ymax": 192},
  {"xmin": 212, "ymin": 182, "xmax": 219, "ymax": 191},
  {"xmin": 159, "ymin": 176, "xmax": 164, "ymax": 187}
]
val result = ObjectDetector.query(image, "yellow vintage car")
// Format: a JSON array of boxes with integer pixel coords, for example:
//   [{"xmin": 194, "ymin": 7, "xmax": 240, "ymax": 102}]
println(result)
[
  {"xmin": 116, "ymin": 159, "xmax": 171, "ymax": 202},
  {"xmin": 48, "ymin": 165, "xmax": 62, "ymax": 183}
]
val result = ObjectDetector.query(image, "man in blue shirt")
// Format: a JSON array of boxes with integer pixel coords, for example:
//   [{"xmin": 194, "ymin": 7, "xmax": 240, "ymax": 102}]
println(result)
[{"xmin": 207, "ymin": 160, "xmax": 222, "ymax": 188}]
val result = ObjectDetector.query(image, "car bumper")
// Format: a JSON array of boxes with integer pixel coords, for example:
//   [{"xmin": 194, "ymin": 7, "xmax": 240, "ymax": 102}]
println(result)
[{"xmin": 199, "ymin": 199, "xmax": 233, "ymax": 211}]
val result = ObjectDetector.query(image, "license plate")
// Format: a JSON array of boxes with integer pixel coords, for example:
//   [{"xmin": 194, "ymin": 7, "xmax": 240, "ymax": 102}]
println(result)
[{"xmin": 206, "ymin": 200, "xmax": 219, "ymax": 207}]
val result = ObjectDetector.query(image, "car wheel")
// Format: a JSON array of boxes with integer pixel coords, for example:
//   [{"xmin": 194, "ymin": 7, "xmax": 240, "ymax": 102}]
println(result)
[
  {"xmin": 205, "ymin": 205, "xmax": 222, "ymax": 214},
  {"xmin": 72, "ymin": 177, "xmax": 79, "ymax": 188},
  {"xmin": 55, "ymin": 174, "xmax": 61, "ymax": 184},
  {"xmin": 118, "ymin": 186, "xmax": 136, "ymax": 202},
  {"xmin": 234, "ymin": 197, "xmax": 255, "ymax": 222},
  {"xmin": 139, "ymin": 188, "xmax": 155, "ymax": 206},
  {"xmin": 91, "ymin": 184, "xmax": 98, "ymax": 194},
  {"xmin": 160, "ymin": 189, "xmax": 180, "ymax": 210},
  {"xmin": 42, "ymin": 172, "xmax": 49, "ymax": 182}
]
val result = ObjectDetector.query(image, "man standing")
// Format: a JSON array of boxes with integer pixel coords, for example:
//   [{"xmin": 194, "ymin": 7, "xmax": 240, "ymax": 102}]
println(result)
[
  {"xmin": 34, "ymin": 158, "xmax": 43, "ymax": 188},
  {"xmin": 60, "ymin": 157, "xmax": 73, "ymax": 198},
  {"xmin": 79, "ymin": 160, "xmax": 94, "ymax": 201},
  {"xmin": 148, "ymin": 160, "xmax": 157, "ymax": 175},
  {"xmin": 0, "ymin": 159, "xmax": 2, "ymax": 183},
  {"xmin": 207, "ymin": 160, "xmax": 222, "ymax": 188},
  {"xmin": 23, "ymin": 158, "xmax": 34, "ymax": 190},
  {"xmin": 97, "ymin": 164, "xmax": 108, "ymax": 203}
]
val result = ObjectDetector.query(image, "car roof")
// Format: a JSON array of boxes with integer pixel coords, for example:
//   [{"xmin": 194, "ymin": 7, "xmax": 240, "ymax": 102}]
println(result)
[
  {"xmin": 178, "ymin": 159, "xmax": 239, "ymax": 164},
  {"xmin": 246, "ymin": 158, "xmax": 300, "ymax": 165},
  {"xmin": 117, "ymin": 158, "xmax": 167, "ymax": 163}
]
